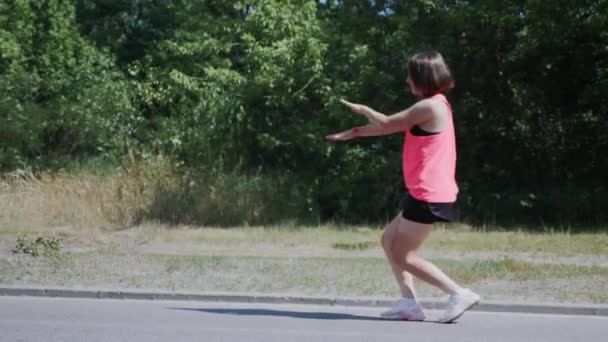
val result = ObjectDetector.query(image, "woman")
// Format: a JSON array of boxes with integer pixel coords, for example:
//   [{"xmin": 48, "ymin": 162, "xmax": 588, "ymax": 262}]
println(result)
[{"xmin": 326, "ymin": 51, "xmax": 479, "ymax": 323}]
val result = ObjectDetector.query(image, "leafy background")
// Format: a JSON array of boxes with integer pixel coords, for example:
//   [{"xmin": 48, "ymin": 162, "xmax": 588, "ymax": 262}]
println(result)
[{"xmin": 1, "ymin": 0, "xmax": 607, "ymax": 228}]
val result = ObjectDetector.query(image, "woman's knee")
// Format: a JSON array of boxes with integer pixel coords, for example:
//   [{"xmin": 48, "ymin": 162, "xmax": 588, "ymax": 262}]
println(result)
[
  {"xmin": 385, "ymin": 236, "xmax": 415, "ymax": 265},
  {"xmin": 403, "ymin": 251, "xmax": 419, "ymax": 267}
]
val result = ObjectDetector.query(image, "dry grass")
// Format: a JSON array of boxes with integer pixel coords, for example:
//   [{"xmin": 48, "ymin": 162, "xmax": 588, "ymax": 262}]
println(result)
[
  {"xmin": 1, "ymin": 158, "xmax": 315, "ymax": 235},
  {"xmin": 0, "ymin": 159, "xmax": 180, "ymax": 236},
  {"xmin": 1, "ymin": 165, "xmax": 607, "ymax": 260},
  {"xmin": 0, "ymin": 169, "xmax": 112, "ymax": 234}
]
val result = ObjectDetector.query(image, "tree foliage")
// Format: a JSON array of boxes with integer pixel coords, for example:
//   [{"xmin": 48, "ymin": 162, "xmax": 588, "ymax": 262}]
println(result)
[
  {"xmin": 0, "ymin": 0, "xmax": 136, "ymax": 169},
  {"xmin": 1, "ymin": 0, "xmax": 607, "ymax": 226}
]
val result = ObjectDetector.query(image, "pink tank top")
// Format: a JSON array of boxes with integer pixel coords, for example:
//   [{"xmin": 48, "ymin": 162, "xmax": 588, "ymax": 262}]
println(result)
[{"xmin": 402, "ymin": 94, "xmax": 458, "ymax": 203}]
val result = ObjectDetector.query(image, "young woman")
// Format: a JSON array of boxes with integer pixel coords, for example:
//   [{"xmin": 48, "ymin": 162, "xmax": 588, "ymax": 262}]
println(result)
[{"xmin": 326, "ymin": 51, "xmax": 479, "ymax": 323}]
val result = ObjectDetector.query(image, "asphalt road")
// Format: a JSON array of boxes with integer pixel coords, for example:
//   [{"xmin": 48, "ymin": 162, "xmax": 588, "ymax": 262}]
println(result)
[{"xmin": 1, "ymin": 296, "xmax": 606, "ymax": 342}]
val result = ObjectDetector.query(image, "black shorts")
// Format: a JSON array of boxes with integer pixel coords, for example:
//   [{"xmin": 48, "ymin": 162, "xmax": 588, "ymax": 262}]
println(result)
[{"xmin": 400, "ymin": 193, "xmax": 455, "ymax": 224}]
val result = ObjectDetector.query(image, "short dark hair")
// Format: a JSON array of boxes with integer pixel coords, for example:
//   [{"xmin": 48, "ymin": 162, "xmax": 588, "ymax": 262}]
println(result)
[{"xmin": 407, "ymin": 51, "xmax": 454, "ymax": 98}]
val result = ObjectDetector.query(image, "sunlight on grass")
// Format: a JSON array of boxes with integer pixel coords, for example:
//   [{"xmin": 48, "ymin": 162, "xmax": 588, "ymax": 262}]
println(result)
[
  {"xmin": 136, "ymin": 223, "xmax": 608, "ymax": 257},
  {"xmin": 427, "ymin": 226, "xmax": 608, "ymax": 256},
  {"xmin": 142, "ymin": 224, "xmax": 379, "ymax": 246}
]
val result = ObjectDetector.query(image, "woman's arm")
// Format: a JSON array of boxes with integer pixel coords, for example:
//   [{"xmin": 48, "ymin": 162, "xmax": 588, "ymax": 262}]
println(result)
[
  {"xmin": 325, "ymin": 122, "xmax": 405, "ymax": 141},
  {"xmin": 379, "ymin": 100, "xmax": 436, "ymax": 131},
  {"xmin": 339, "ymin": 99, "xmax": 389, "ymax": 125},
  {"xmin": 340, "ymin": 99, "xmax": 436, "ymax": 132}
]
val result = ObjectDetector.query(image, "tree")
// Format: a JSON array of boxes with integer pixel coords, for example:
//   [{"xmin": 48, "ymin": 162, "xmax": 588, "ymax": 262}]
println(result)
[{"xmin": 0, "ymin": 0, "xmax": 136, "ymax": 171}]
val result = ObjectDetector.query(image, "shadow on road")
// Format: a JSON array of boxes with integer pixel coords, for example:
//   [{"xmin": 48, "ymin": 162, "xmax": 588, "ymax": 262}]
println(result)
[{"xmin": 169, "ymin": 307, "xmax": 410, "ymax": 322}]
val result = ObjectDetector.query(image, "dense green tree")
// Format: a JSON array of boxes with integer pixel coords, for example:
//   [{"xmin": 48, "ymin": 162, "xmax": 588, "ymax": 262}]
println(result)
[
  {"xmin": 0, "ymin": 0, "xmax": 136, "ymax": 170},
  {"xmin": 1, "ymin": 0, "xmax": 606, "ymax": 226}
]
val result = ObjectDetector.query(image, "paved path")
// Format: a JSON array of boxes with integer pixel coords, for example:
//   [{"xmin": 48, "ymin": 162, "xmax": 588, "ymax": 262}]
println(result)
[{"xmin": 1, "ymin": 296, "xmax": 607, "ymax": 342}]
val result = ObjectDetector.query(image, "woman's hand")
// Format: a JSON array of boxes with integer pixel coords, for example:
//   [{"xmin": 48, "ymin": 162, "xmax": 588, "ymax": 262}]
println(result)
[
  {"xmin": 340, "ymin": 99, "xmax": 372, "ymax": 116},
  {"xmin": 326, "ymin": 128, "xmax": 357, "ymax": 141}
]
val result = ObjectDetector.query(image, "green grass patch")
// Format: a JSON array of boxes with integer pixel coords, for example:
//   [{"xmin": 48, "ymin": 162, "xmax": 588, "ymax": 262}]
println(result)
[
  {"xmin": 427, "ymin": 227, "xmax": 608, "ymax": 256},
  {"xmin": 141, "ymin": 224, "xmax": 608, "ymax": 257},
  {"xmin": 14, "ymin": 235, "xmax": 63, "ymax": 257},
  {"xmin": 2, "ymin": 224, "xmax": 607, "ymax": 261},
  {"xmin": 437, "ymin": 256, "xmax": 608, "ymax": 284},
  {"xmin": 332, "ymin": 240, "xmax": 377, "ymax": 251}
]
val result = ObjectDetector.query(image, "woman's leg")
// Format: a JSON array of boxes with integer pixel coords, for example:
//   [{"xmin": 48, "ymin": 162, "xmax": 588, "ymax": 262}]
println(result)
[
  {"xmin": 385, "ymin": 214, "xmax": 480, "ymax": 322},
  {"xmin": 389, "ymin": 216, "xmax": 461, "ymax": 294},
  {"xmin": 381, "ymin": 215, "xmax": 416, "ymax": 298}
]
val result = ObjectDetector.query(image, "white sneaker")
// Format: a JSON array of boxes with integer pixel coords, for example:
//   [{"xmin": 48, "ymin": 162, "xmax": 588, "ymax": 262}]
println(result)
[
  {"xmin": 438, "ymin": 288, "xmax": 480, "ymax": 323},
  {"xmin": 381, "ymin": 298, "xmax": 426, "ymax": 321}
]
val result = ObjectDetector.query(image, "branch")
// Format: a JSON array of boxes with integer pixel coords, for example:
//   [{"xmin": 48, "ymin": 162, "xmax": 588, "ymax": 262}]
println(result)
[{"xmin": 292, "ymin": 75, "xmax": 317, "ymax": 98}]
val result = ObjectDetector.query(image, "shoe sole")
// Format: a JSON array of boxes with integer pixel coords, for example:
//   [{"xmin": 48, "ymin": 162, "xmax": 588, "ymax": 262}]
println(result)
[
  {"xmin": 381, "ymin": 313, "xmax": 426, "ymax": 321},
  {"xmin": 440, "ymin": 298, "xmax": 480, "ymax": 323}
]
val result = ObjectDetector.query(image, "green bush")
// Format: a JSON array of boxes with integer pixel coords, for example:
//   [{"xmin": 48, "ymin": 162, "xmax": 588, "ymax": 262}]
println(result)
[{"xmin": 14, "ymin": 236, "xmax": 63, "ymax": 257}]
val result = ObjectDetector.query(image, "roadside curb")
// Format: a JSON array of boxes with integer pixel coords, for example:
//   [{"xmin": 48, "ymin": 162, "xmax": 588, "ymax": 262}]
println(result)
[{"xmin": 1, "ymin": 286, "xmax": 607, "ymax": 317}]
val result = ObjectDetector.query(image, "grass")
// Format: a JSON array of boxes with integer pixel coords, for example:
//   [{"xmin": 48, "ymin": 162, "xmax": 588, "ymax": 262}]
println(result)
[
  {"xmin": 1, "ymin": 164, "xmax": 607, "ymax": 305},
  {"xmin": 2, "ymin": 252, "xmax": 607, "ymax": 304},
  {"xmin": 0, "ymin": 159, "xmax": 314, "ymax": 231},
  {"xmin": 1, "ymin": 161, "xmax": 607, "ymax": 257},
  {"xmin": 131, "ymin": 224, "xmax": 608, "ymax": 258},
  {"xmin": 444, "ymin": 256, "xmax": 607, "ymax": 282},
  {"xmin": 2, "ymin": 223, "xmax": 607, "ymax": 261},
  {"xmin": 0, "ymin": 166, "xmax": 154, "ymax": 233},
  {"xmin": 427, "ymin": 225, "xmax": 608, "ymax": 256},
  {"xmin": 141, "ymin": 225, "xmax": 379, "ymax": 247},
  {"xmin": 332, "ymin": 241, "xmax": 377, "ymax": 251}
]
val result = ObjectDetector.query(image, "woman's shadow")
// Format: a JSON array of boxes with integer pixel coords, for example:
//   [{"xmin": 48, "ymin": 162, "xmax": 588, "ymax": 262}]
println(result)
[{"xmin": 170, "ymin": 307, "xmax": 436, "ymax": 323}]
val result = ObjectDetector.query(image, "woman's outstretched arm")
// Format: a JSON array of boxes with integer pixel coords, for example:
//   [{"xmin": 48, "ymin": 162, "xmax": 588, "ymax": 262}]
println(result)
[{"xmin": 339, "ymin": 98, "xmax": 438, "ymax": 135}]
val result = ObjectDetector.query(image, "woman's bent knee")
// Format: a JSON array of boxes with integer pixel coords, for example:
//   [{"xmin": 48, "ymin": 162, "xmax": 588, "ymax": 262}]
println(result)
[{"xmin": 403, "ymin": 252, "xmax": 418, "ymax": 267}]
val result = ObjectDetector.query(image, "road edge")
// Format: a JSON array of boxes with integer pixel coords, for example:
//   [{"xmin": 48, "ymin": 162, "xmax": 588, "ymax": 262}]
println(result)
[{"xmin": 1, "ymin": 286, "xmax": 607, "ymax": 316}]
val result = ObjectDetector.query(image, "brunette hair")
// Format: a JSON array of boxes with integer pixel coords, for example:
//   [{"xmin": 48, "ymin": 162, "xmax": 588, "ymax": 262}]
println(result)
[{"xmin": 407, "ymin": 51, "xmax": 454, "ymax": 98}]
